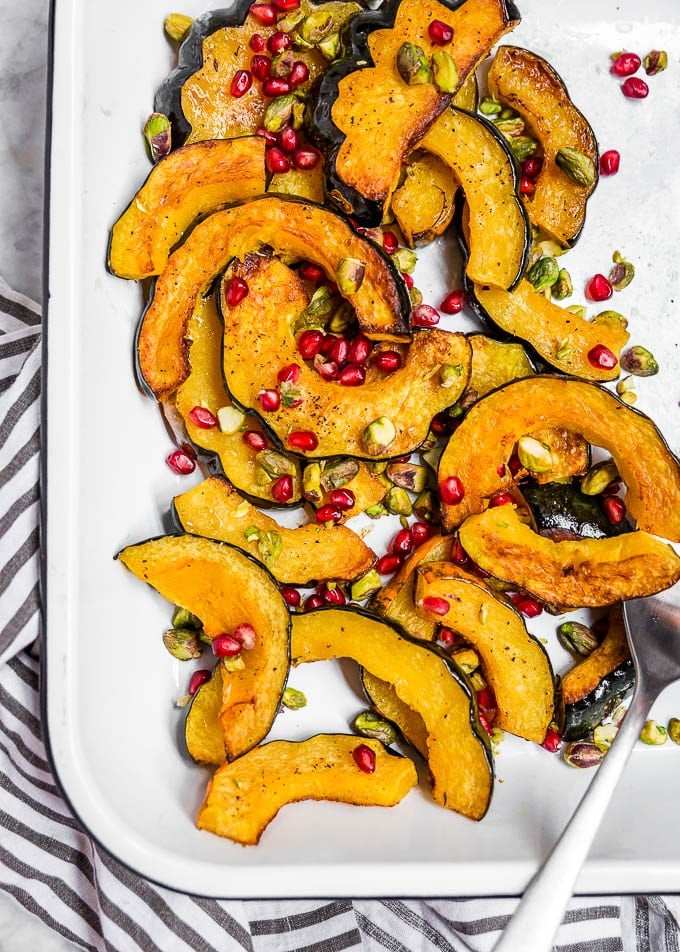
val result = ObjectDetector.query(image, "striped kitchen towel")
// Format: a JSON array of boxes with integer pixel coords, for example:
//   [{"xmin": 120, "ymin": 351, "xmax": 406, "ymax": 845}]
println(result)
[{"xmin": 1, "ymin": 275, "xmax": 679, "ymax": 951}]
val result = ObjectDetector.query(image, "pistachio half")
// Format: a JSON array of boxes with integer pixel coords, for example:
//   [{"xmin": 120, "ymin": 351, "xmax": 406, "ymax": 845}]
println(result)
[
  {"xmin": 580, "ymin": 459, "xmax": 619, "ymax": 495},
  {"xmin": 555, "ymin": 147, "xmax": 596, "ymax": 187},
  {"xmin": 336, "ymin": 257, "xmax": 366, "ymax": 295},
  {"xmin": 516, "ymin": 435, "xmax": 554, "ymax": 473},
  {"xmin": 563, "ymin": 741, "xmax": 605, "ymax": 768},
  {"xmin": 350, "ymin": 569, "xmax": 382, "ymax": 602},
  {"xmin": 432, "ymin": 50, "xmax": 459, "ymax": 93},
  {"xmin": 510, "ymin": 136, "xmax": 539, "ymax": 162},
  {"xmin": 386, "ymin": 461, "xmax": 428, "ymax": 494},
  {"xmin": 384, "ymin": 486, "xmax": 412, "ymax": 516},
  {"xmin": 282, "ymin": 686, "xmax": 307, "ymax": 710},
  {"xmin": 644, "ymin": 49, "xmax": 668, "ymax": 75},
  {"xmin": 609, "ymin": 250, "xmax": 635, "ymax": 291},
  {"xmin": 526, "ymin": 256, "xmax": 559, "ymax": 292},
  {"xmin": 162, "ymin": 628, "xmax": 203, "ymax": 661},
  {"xmin": 164, "ymin": 13, "xmax": 193, "ymax": 43},
  {"xmin": 620, "ymin": 344, "xmax": 659, "ymax": 377},
  {"xmin": 639, "ymin": 719, "xmax": 668, "ymax": 745},
  {"xmin": 551, "ymin": 268, "xmax": 573, "ymax": 301},
  {"xmin": 353, "ymin": 710, "xmax": 397, "ymax": 746},
  {"xmin": 557, "ymin": 620, "xmax": 599, "ymax": 656},
  {"xmin": 143, "ymin": 113, "xmax": 171, "ymax": 163},
  {"xmin": 171, "ymin": 607, "xmax": 203, "ymax": 630},
  {"xmin": 396, "ymin": 42, "xmax": 431, "ymax": 86},
  {"xmin": 362, "ymin": 417, "xmax": 396, "ymax": 456}
]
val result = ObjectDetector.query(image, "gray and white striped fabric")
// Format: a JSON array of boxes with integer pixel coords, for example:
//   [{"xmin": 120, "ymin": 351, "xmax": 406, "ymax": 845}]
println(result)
[{"xmin": 1, "ymin": 276, "xmax": 679, "ymax": 951}]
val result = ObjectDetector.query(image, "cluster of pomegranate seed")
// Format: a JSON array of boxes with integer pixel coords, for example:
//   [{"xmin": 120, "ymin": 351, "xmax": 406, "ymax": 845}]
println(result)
[
  {"xmin": 375, "ymin": 521, "xmax": 434, "ymax": 575},
  {"xmin": 509, "ymin": 593, "xmax": 543, "ymax": 618},
  {"xmin": 212, "ymin": 622, "xmax": 258, "ymax": 658},
  {"xmin": 609, "ymin": 51, "xmax": 652, "ymax": 99},
  {"xmin": 585, "ymin": 273, "xmax": 613, "ymax": 302},
  {"xmin": 519, "ymin": 154, "xmax": 543, "ymax": 196},
  {"xmin": 303, "ymin": 581, "xmax": 347, "ymax": 610},
  {"xmin": 295, "ymin": 329, "xmax": 381, "ymax": 386}
]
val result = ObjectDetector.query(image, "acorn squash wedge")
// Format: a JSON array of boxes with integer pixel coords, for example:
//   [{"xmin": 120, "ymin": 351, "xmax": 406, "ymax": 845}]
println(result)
[
  {"xmin": 458, "ymin": 505, "xmax": 680, "ymax": 612},
  {"xmin": 220, "ymin": 254, "xmax": 471, "ymax": 460},
  {"xmin": 108, "ymin": 137, "xmax": 266, "ymax": 280},
  {"xmin": 488, "ymin": 46, "xmax": 599, "ymax": 247},
  {"xmin": 438, "ymin": 376, "xmax": 680, "ymax": 541},
  {"xmin": 559, "ymin": 605, "xmax": 633, "ymax": 741},
  {"xmin": 391, "ymin": 151, "xmax": 457, "ymax": 247},
  {"xmin": 308, "ymin": 0, "xmax": 521, "ymax": 223},
  {"xmin": 197, "ymin": 734, "xmax": 417, "ymax": 845},
  {"xmin": 185, "ymin": 663, "xmax": 226, "ymax": 766},
  {"xmin": 137, "ymin": 195, "xmax": 411, "ymax": 397},
  {"xmin": 291, "ymin": 607, "xmax": 493, "ymax": 819},
  {"xmin": 419, "ymin": 107, "xmax": 530, "ymax": 290},
  {"xmin": 173, "ymin": 475, "xmax": 376, "ymax": 585},
  {"xmin": 171, "ymin": 292, "xmax": 302, "ymax": 507},
  {"xmin": 116, "ymin": 534, "xmax": 290, "ymax": 760},
  {"xmin": 469, "ymin": 279, "xmax": 629, "ymax": 381},
  {"xmin": 361, "ymin": 670, "xmax": 429, "ymax": 758},
  {"xmin": 414, "ymin": 562, "xmax": 555, "ymax": 742}
]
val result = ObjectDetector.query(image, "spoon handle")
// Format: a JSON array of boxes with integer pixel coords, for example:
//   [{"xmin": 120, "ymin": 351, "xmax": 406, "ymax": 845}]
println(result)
[{"xmin": 493, "ymin": 688, "xmax": 652, "ymax": 952}]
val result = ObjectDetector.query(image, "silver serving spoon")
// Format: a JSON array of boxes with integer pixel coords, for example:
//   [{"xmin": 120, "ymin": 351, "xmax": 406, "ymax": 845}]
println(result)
[{"xmin": 493, "ymin": 585, "xmax": 680, "ymax": 952}]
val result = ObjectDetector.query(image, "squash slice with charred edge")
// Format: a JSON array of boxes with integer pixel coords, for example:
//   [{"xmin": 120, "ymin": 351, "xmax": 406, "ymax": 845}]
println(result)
[
  {"xmin": 458, "ymin": 505, "xmax": 680, "ymax": 612},
  {"xmin": 414, "ymin": 563, "xmax": 555, "ymax": 742},
  {"xmin": 469, "ymin": 280, "xmax": 629, "ymax": 381},
  {"xmin": 221, "ymin": 255, "xmax": 471, "ymax": 460},
  {"xmin": 171, "ymin": 293, "xmax": 302, "ymax": 507},
  {"xmin": 391, "ymin": 152, "xmax": 458, "ymax": 248},
  {"xmin": 361, "ymin": 670, "xmax": 429, "ymax": 758},
  {"xmin": 116, "ymin": 534, "xmax": 290, "ymax": 760},
  {"xmin": 439, "ymin": 376, "xmax": 680, "ymax": 541},
  {"xmin": 291, "ymin": 607, "xmax": 493, "ymax": 819},
  {"xmin": 108, "ymin": 137, "xmax": 266, "ymax": 280},
  {"xmin": 560, "ymin": 604, "xmax": 633, "ymax": 741},
  {"xmin": 185, "ymin": 663, "xmax": 226, "ymax": 766},
  {"xmin": 197, "ymin": 734, "xmax": 417, "ymax": 845},
  {"xmin": 137, "ymin": 195, "xmax": 411, "ymax": 398},
  {"xmin": 488, "ymin": 46, "xmax": 598, "ymax": 247},
  {"xmin": 308, "ymin": 0, "xmax": 520, "ymax": 224},
  {"xmin": 173, "ymin": 475, "xmax": 376, "ymax": 585},
  {"xmin": 419, "ymin": 108, "xmax": 530, "ymax": 290}
]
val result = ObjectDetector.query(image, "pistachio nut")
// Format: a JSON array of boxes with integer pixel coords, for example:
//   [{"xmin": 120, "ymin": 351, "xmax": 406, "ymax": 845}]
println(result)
[
  {"xmin": 616, "ymin": 375, "xmax": 637, "ymax": 406},
  {"xmin": 580, "ymin": 459, "xmax": 619, "ymax": 495},
  {"xmin": 298, "ymin": 9, "xmax": 334, "ymax": 44},
  {"xmin": 257, "ymin": 449, "xmax": 297, "ymax": 477},
  {"xmin": 366, "ymin": 461, "xmax": 387, "ymax": 475},
  {"xmin": 319, "ymin": 457, "xmax": 360, "ymax": 493},
  {"xmin": 593, "ymin": 723, "xmax": 618, "ymax": 751},
  {"xmin": 432, "ymin": 50, "xmax": 459, "ymax": 93},
  {"xmin": 263, "ymin": 94, "xmax": 299, "ymax": 132},
  {"xmin": 143, "ymin": 113, "xmax": 171, "ymax": 163},
  {"xmin": 277, "ymin": 9, "xmax": 305, "ymax": 33},
  {"xmin": 164, "ymin": 13, "xmax": 193, "ymax": 42},
  {"xmin": 282, "ymin": 686, "xmax": 307, "ymax": 710},
  {"xmin": 222, "ymin": 654, "xmax": 245, "ymax": 673},
  {"xmin": 385, "ymin": 462, "xmax": 428, "ymax": 494},
  {"xmin": 336, "ymin": 257, "xmax": 366, "ymax": 295},
  {"xmin": 439, "ymin": 363, "xmax": 464, "ymax": 389},
  {"xmin": 639, "ymin": 719, "xmax": 668, "ymax": 745},
  {"xmin": 317, "ymin": 32, "xmax": 342, "ymax": 61},
  {"xmin": 391, "ymin": 247, "xmax": 418, "ymax": 274},
  {"xmin": 255, "ymin": 466, "xmax": 273, "ymax": 486},
  {"xmin": 620, "ymin": 344, "xmax": 659, "ymax": 377},
  {"xmin": 551, "ymin": 268, "xmax": 573, "ymax": 301},
  {"xmin": 409, "ymin": 287, "xmax": 423, "ymax": 308},
  {"xmin": 303, "ymin": 462, "xmax": 323, "ymax": 502},
  {"xmin": 555, "ymin": 338, "xmax": 572, "ymax": 361},
  {"xmin": 555, "ymin": 147, "xmax": 596, "ymax": 187},
  {"xmin": 327, "ymin": 301, "xmax": 353, "ymax": 334},
  {"xmin": 413, "ymin": 489, "xmax": 440, "ymax": 523},
  {"xmin": 244, "ymin": 525, "xmax": 261, "ymax": 544},
  {"xmin": 526, "ymin": 256, "xmax": 560, "ymax": 292},
  {"xmin": 516, "ymin": 435, "xmax": 554, "ymax": 473},
  {"xmin": 295, "ymin": 285, "xmax": 336, "ymax": 330},
  {"xmin": 364, "ymin": 502, "xmax": 389, "ymax": 519},
  {"xmin": 468, "ymin": 670, "xmax": 485, "ymax": 690},
  {"xmin": 270, "ymin": 51, "xmax": 296, "ymax": 78},
  {"xmin": 510, "ymin": 136, "xmax": 539, "ymax": 162},
  {"xmin": 563, "ymin": 741, "xmax": 605, "ymax": 768},
  {"xmin": 534, "ymin": 239, "xmax": 567, "ymax": 259},
  {"xmin": 556, "ymin": 620, "xmax": 599, "ymax": 656},
  {"xmin": 566, "ymin": 304, "xmax": 587, "ymax": 320},
  {"xmin": 353, "ymin": 710, "xmax": 398, "ymax": 746},
  {"xmin": 362, "ymin": 417, "xmax": 396, "ymax": 456},
  {"xmin": 609, "ymin": 250, "xmax": 635, "ymax": 291},
  {"xmin": 396, "ymin": 42, "xmax": 432, "ymax": 86},
  {"xmin": 350, "ymin": 569, "xmax": 382, "ymax": 602},
  {"xmin": 257, "ymin": 529, "xmax": 282, "ymax": 567},
  {"xmin": 479, "ymin": 97, "xmax": 502, "ymax": 115},
  {"xmin": 499, "ymin": 106, "xmax": 517, "ymax": 120},
  {"xmin": 668, "ymin": 717, "xmax": 680, "ymax": 745},
  {"xmin": 171, "ymin": 606, "xmax": 203, "ymax": 630},
  {"xmin": 217, "ymin": 405, "xmax": 246, "ymax": 434},
  {"xmin": 493, "ymin": 116, "xmax": 525, "ymax": 139},
  {"xmin": 644, "ymin": 49, "xmax": 668, "ymax": 75},
  {"xmin": 384, "ymin": 486, "xmax": 413, "ymax": 516},
  {"xmin": 162, "ymin": 628, "xmax": 204, "ymax": 661},
  {"xmin": 592, "ymin": 309, "xmax": 628, "ymax": 331}
]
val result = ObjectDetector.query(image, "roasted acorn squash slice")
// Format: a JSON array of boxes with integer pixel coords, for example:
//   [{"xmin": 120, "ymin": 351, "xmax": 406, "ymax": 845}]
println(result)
[
  {"xmin": 414, "ymin": 563, "xmax": 555, "ymax": 742},
  {"xmin": 197, "ymin": 734, "xmax": 417, "ymax": 845},
  {"xmin": 469, "ymin": 279, "xmax": 629, "ymax": 381},
  {"xmin": 419, "ymin": 108, "xmax": 530, "ymax": 290},
  {"xmin": 391, "ymin": 151, "xmax": 457, "ymax": 247},
  {"xmin": 361, "ymin": 670, "xmax": 429, "ymax": 758},
  {"xmin": 170, "ymin": 292, "xmax": 302, "ymax": 507},
  {"xmin": 108, "ymin": 137, "xmax": 266, "ymax": 280},
  {"xmin": 116, "ymin": 534, "xmax": 290, "ymax": 760},
  {"xmin": 488, "ymin": 46, "xmax": 598, "ymax": 247},
  {"xmin": 185, "ymin": 663, "xmax": 226, "ymax": 766},
  {"xmin": 439, "ymin": 376, "xmax": 680, "ymax": 541},
  {"xmin": 174, "ymin": 475, "xmax": 376, "ymax": 585},
  {"xmin": 308, "ymin": 0, "xmax": 520, "ymax": 223},
  {"xmin": 291, "ymin": 607, "xmax": 493, "ymax": 819},
  {"xmin": 137, "ymin": 195, "xmax": 410, "ymax": 397},
  {"xmin": 458, "ymin": 505, "xmax": 680, "ymax": 612},
  {"xmin": 221, "ymin": 254, "xmax": 471, "ymax": 460}
]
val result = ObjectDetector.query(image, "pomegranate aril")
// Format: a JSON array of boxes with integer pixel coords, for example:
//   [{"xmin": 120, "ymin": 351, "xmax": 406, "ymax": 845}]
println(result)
[
  {"xmin": 497, "ymin": 464, "xmax": 507, "ymax": 477},
  {"xmin": 256, "ymin": 126, "xmax": 277, "ymax": 143},
  {"xmin": 348, "ymin": 334, "xmax": 372, "ymax": 366},
  {"xmin": 588, "ymin": 343, "xmax": 617, "ymax": 370},
  {"xmin": 439, "ymin": 289, "xmax": 465, "ymax": 314},
  {"xmin": 225, "ymin": 276, "xmax": 249, "ymax": 307},
  {"xmin": 319, "ymin": 583, "xmax": 346, "ymax": 606},
  {"xmin": 521, "ymin": 156, "xmax": 543, "ymax": 178},
  {"xmin": 166, "ymin": 449, "xmax": 196, "ymax": 475},
  {"xmin": 278, "ymin": 126, "xmax": 300, "ymax": 152},
  {"xmin": 585, "ymin": 273, "xmax": 613, "ymax": 302},
  {"xmin": 438, "ymin": 626, "xmax": 457, "ymax": 648},
  {"xmin": 511, "ymin": 594, "xmax": 543, "ymax": 618},
  {"xmin": 298, "ymin": 328, "xmax": 324, "ymax": 359},
  {"xmin": 451, "ymin": 537, "xmax": 470, "ymax": 567},
  {"xmin": 382, "ymin": 231, "xmax": 399, "ymax": 254},
  {"xmin": 262, "ymin": 77, "xmax": 291, "ymax": 97},
  {"xmin": 390, "ymin": 528, "xmax": 414, "ymax": 557},
  {"xmin": 249, "ymin": 2, "xmax": 276, "ymax": 25},
  {"xmin": 277, "ymin": 362, "xmax": 301, "ymax": 384},
  {"xmin": 243, "ymin": 430, "xmax": 268, "ymax": 451},
  {"xmin": 258, "ymin": 388, "xmax": 281, "ymax": 411},
  {"xmin": 338, "ymin": 364, "xmax": 366, "ymax": 386},
  {"xmin": 289, "ymin": 61, "xmax": 310, "ymax": 87},
  {"xmin": 281, "ymin": 586, "xmax": 301, "ymax": 607},
  {"xmin": 411, "ymin": 304, "xmax": 440, "ymax": 327},
  {"xmin": 401, "ymin": 272, "xmax": 414, "ymax": 289},
  {"xmin": 428, "ymin": 18, "xmax": 454, "ymax": 45},
  {"xmin": 542, "ymin": 727, "xmax": 562, "ymax": 752},
  {"xmin": 272, "ymin": 0, "xmax": 300, "ymax": 10},
  {"xmin": 230, "ymin": 69, "xmax": 253, "ymax": 98},
  {"xmin": 411, "ymin": 521, "xmax": 433, "ymax": 546},
  {"xmin": 602, "ymin": 495, "xmax": 626, "ymax": 525},
  {"xmin": 610, "ymin": 51, "xmax": 641, "ymax": 76},
  {"xmin": 599, "ymin": 149, "xmax": 620, "ymax": 175},
  {"xmin": 266, "ymin": 145, "xmax": 291, "ymax": 174},
  {"xmin": 293, "ymin": 147, "xmax": 321, "ymax": 170},
  {"xmin": 304, "ymin": 593, "xmax": 325, "ymax": 611},
  {"xmin": 249, "ymin": 32, "xmax": 266, "ymax": 52},
  {"xmin": 352, "ymin": 743, "xmax": 376, "ymax": 774},
  {"xmin": 250, "ymin": 54, "xmax": 271, "ymax": 81},
  {"xmin": 233, "ymin": 622, "xmax": 257, "ymax": 650},
  {"xmin": 188, "ymin": 669, "xmax": 211, "ymax": 696},
  {"xmin": 478, "ymin": 712, "xmax": 494, "ymax": 736},
  {"xmin": 212, "ymin": 633, "xmax": 242, "ymax": 658},
  {"xmin": 267, "ymin": 30, "xmax": 292, "ymax": 53},
  {"xmin": 318, "ymin": 335, "xmax": 336, "ymax": 357},
  {"xmin": 316, "ymin": 504, "xmax": 343, "ymax": 524},
  {"xmin": 287, "ymin": 430, "xmax": 319, "ymax": 452},
  {"xmin": 299, "ymin": 262, "xmax": 325, "ymax": 284},
  {"xmin": 622, "ymin": 76, "xmax": 649, "ymax": 99},
  {"xmin": 520, "ymin": 175, "xmax": 536, "ymax": 196},
  {"xmin": 376, "ymin": 553, "xmax": 402, "ymax": 575},
  {"xmin": 508, "ymin": 452, "xmax": 521, "ymax": 476},
  {"xmin": 271, "ymin": 474, "xmax": 294, "ymax": 503},
  {"xmin": 314, "ymin": 356, "xmax": 339, "ymax": 380},
  {"xmin": 329, "ymin": 337, "xmax": 349, "ymax": 366},
  {"xmin": 373, "ymin": 350, "xmax": 402, "ymax": 373},
  {"xmin": 476, "ymin": 686, "xmax": 496, "ymax": 713},
  {"xmin": 422, "ymin": 595, "xmax": 450, "ymax": 616},
  {"xmin": 188, "ymin": 406, "xmax": 218, "ymax": 429},
  {"xmin": 329, "ymin": 488, "xmax": 355, "ymax": 510},
  {"xmin": 489, "ymin": 491, "xmax": 514, "ymax": 507},
  {"xmin": 440, "ymin": 475, "xmax": 464, "ymax": 505}
]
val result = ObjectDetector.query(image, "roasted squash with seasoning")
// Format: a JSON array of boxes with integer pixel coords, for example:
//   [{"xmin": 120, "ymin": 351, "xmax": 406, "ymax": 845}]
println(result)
[
  {"xmin": 197, "ymin": 734, "xmax": 417, "ymax": 845},
  {"xmin": 439, "ymin": 376, "xmax": 680, "ymax": 541},
  {"xmin": 291, "ymin": 607, "xmax": 493, "ymax": 819},
  {"xmin": 391, "ymin": 151, "xmax": 457, "ymax": 247},
  {"xmin": 458, "ymin": 505, "xmax": 680, "ymax": 612},
  {"xmin": 137, "ymin": 195, "xmax": 410, "ymax": 397},
  {"xmin": 173, "ymin": 476, "xmax": 376, "ymax": 585},
  {"xmin": 116, "ymin": 534, "xmax": 290, "ymax": 760}
]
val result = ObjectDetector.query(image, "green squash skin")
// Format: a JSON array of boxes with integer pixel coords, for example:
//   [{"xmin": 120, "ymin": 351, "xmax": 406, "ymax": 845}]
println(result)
[
  {"xmin": 522, "ymin": 479, "xmax": 630, "ymax": 541},
  {"xmin": 559, "ymin": 661, "xmax": 634, "ymax": 742},
  {"xmin": 306, "ymin": 0, "xmax": 522, "ymax": 226}
]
